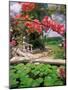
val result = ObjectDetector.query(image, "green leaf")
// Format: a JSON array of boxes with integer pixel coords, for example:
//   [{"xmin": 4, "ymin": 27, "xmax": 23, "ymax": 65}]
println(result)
[
  {"xmin": 20, "ymin": 77, "xmax": 33, "ymax": 88},
  {"xmin": 9, "ymin": 71, "xmax": 18, "ymax": 88},
  {"xmin": 44, "ymin": 76, "xmax": 55, "ymax": 86}
]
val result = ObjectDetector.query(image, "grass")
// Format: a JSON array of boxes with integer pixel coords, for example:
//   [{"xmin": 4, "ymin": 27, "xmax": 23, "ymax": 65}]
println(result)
[
  {"xmin": 48, "ymin": 44, "xmax": 65, "ymax": 59},
  {"xmin": 45, "ymin": 37, "xmax": 65, "ymax": 59}
]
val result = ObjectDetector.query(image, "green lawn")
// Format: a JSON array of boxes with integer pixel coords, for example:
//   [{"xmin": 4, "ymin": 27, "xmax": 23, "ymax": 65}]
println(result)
[{"xmin": 45, "ymin": 37, "xmax": 65, "ymax": 59}]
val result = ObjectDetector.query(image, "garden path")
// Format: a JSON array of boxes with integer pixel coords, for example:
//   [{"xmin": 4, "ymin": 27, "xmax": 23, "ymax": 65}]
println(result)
[{"xmin": 10, "ymin": 48, "xmax": 65, "ymax": 65}]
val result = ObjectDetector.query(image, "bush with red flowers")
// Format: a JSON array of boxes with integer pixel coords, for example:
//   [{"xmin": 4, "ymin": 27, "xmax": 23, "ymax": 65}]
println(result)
[
  {"xmin": 22, "ymin": 2, "xmax": 35, "ymax": 12},
  {"xmin": 10, "ymin": 2, "xmax": 65, "ymax": 49}
]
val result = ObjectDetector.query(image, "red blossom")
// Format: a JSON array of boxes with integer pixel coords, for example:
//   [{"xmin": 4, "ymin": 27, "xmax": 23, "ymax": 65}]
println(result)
[
  {"xmin": 42, "ymin": 16, "xmax": 65, "ymax": 35},
  {"xmin": 22, "ymin": 2, "xmax": 35, "ymax": 12},
  {"xmin": 57, "ymin": 66, "xmax": 65, "ymax": 78},
  {"xmin": 24, "ymin": 19, "xmax": 42, "ymax": 33},
  {"xmin": 10, "ymin": 40, "xmax": 17, "ymax": 47},
  {"xmin": 24, "ymin": 21, "xmax": 33, "ymax": 29},
  {"xmin": 15, "ymin": 14, "xmax": 21, "ymax": 19},
  {"xmin": 21, "ymin": 14, "xmax": 30, "ymax": 20},
  {"xmin": 42, "ymin": 16, "xmax": 51, "ymax": 31},
  {"xmin": 32, "ymin": 19, "xmax": 42, "ymax": 33},
  {"xmin": 15, "ymin": 14, "xmax": 30, "ymax": 20}
]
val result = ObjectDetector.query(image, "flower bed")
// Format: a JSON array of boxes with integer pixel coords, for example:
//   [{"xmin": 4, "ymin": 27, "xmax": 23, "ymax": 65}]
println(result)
[{"xmin": 10, "ymin": 63, "xmax": 66, "ymax": 88}]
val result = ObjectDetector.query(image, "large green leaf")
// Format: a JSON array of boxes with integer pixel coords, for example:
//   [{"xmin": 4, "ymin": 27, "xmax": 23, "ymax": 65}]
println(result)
[
  {"xmin": 44, "ymin": 76, "xmax": 56, "ymax": 86},
  {"xmin": 10, "ymin": 63, "xmax": 65, "ymax": 88}
]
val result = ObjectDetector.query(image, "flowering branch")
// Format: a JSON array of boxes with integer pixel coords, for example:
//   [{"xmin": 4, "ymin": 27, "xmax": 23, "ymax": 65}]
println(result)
[{"xmin": 11, "ymin": 16, "xmax": 65, "ymax": 36}]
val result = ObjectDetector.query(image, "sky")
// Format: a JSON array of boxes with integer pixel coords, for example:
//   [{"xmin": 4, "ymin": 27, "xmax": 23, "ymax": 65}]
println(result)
[{"xmin": 10, "ymin": 2, "xmax": 22, "ymax": 17}]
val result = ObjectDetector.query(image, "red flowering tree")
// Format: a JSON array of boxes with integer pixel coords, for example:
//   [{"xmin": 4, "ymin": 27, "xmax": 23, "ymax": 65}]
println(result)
[{"xmin": 10, "ymin": 2, "xmax": 65, "ymax": 49}]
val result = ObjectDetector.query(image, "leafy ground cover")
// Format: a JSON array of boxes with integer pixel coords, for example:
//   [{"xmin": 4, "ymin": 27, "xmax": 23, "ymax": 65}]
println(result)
[{"xmin": 10, "ymin": 63, "xmax": 66, "ymax": 88}]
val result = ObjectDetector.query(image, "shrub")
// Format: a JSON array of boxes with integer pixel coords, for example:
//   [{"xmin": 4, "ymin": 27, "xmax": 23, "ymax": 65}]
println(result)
[{"xmin": 10, "ymin": 63, "xmax": 65, "ymax": 88}]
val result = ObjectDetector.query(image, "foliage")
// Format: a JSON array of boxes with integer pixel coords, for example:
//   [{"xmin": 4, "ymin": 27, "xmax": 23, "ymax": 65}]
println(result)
[
  {"xmin": 10, "ymin": 63, "xmax": 65, "ymax": 88},
  {"xmin": 29, "ymin": 33, "xmax": 45, "ymax": 49},
  {"xmin": 45, "ymin": 37, "xmax": 62, "ymax": 45},
  {"xmin": 45, "ymin": 37, "xmax": 65, "ymax": 59},
  {"xmin": 45, "ymin": 5, "xmax": 66, "ymax": 16},
  {"xmin": 53, "ymin": 48, "xmax": 65, "ymax": 59}
]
